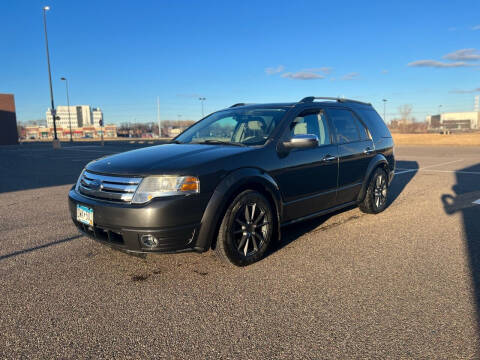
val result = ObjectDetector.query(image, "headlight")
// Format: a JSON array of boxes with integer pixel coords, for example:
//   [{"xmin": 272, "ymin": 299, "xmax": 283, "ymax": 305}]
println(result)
[{"xmin": 131, "ymin": 175, "xmax": 200, "ymax": 204}]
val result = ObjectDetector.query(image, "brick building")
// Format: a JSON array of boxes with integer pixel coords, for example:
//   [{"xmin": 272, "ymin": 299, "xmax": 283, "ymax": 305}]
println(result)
[
  {"xmin": 0, "ymin": 94, "xmax": 19, "ymax": 145},
  {"xmin": 24, "ymin": 125, "xmax": 117, "ymax": 140}
]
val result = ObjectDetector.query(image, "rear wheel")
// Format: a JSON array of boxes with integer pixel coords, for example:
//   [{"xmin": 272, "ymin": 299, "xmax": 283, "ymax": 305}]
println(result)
[
  {"xmin": 359, "ymin": 168, "xmax": 388, "ymax": 214},
  {"xmin": 215, "ymin": 190, "xmax": 274, "ymax": 266}
]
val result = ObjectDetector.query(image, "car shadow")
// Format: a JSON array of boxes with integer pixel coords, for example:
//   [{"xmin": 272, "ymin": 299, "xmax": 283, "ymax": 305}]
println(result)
[
  {"xmin": 0, "ymin": 234, "xmax": 82, "ymax": 261},
  {"xmin": 441, "ymin": 162, "xmax": 480, "ymax": 330},
  {"xmin": 266, "ymin": 160, "xmax": 419, "ymax": 257},
  {"xmin": 386, "ymin": 160, "xmax": 419, "ymax": 207}
]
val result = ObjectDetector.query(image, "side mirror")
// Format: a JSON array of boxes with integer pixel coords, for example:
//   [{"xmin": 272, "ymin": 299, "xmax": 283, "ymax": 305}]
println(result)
[{"xmin": 282, "ymin": 134, "xmax": 319, "ymax": 150}]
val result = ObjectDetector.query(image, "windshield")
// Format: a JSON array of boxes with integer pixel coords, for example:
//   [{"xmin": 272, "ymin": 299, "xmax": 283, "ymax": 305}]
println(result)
[{"xmin": 174, "ymin": 108, "xmax": 287, "ymax": 146}]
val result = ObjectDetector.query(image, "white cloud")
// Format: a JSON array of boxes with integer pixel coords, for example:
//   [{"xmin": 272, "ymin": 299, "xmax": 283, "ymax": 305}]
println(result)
[
  {"xmin": 472, "ymin": 25, "xmax": 480, "ymax": 30},
  {"xmin": 302, "ymin": 67, "xmax": 333, "ymax": 74},
  {"xmin": 449, "ymin": 88, "xmax": 480, "ymax": 94},
  {"xmin": 408, "ymin": 60, "xmax": 476, "ymax": 68},
  {"xmin": 443, "ymin": 48, "xmax": 480, "ymax": 61},
  {"xmin": 265, "ymin": 65, "xmax": 285, "ymax": 75},
  {"xmin": 381, "ymin": 69, "xmax": 389, "ymax": 74},
  {"xmin": 341, "ymin": 72, "xmax": 359, "ymax": 80},
  {"xmin": 281, "ymin": 71, "xmax": 325, "ymax": 80}
]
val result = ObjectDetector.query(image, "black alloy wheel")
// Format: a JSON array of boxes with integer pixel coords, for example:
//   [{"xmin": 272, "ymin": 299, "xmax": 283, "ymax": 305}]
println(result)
[
  {"xmin": 373, "ymin": 171, "xmax": 388, "ymax": 209},
  {"xmin": 215, "ymin": 190, "xmax": 274, "ymax": 266},
  {"xmin": 359, "ymin": 168, "xmax": 389, "ymax": 214}
]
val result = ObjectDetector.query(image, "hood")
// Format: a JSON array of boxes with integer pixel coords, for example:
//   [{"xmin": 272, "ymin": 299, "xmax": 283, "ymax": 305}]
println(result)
[{"xmin": 85, "ymin": 143, "xmax": 253, "ymax": 175}]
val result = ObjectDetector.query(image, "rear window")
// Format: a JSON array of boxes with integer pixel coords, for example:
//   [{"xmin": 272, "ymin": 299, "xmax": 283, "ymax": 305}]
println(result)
[{"xmin": 356, "ymin": 109, "xmax": 391, "ymax": 140}]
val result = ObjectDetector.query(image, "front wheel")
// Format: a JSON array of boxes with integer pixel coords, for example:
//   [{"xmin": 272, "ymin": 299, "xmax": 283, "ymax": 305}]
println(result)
[
  {"xmin": 215, "ymin": 190, "xmax": 274, "ymax": 266},
  {"xmin": 359, "ymin": 168, "xmax": 389, "ymax": 214}
]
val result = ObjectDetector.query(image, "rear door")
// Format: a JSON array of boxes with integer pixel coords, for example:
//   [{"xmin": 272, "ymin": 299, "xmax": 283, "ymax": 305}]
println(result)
[
  {"xmin": 273, "ymin": 108, "xmax": 339, "ymax": 221},
  {"xmin": 327, "ymin": 107, "xmax": 375, "ymax": 204}
]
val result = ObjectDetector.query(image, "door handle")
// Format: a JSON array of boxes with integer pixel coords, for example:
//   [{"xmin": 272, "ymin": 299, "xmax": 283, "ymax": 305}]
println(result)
[
  {"xmin": 363, "ymin": 147, "xmax": 374, "ymax": 155},
  {"xmin": 322, "ymin": 155, "xmax": 336, "ymax": 162}
]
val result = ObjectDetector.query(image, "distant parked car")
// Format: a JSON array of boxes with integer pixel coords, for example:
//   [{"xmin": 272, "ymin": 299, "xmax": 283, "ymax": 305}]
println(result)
[{"xmin": 69, "ymin": 96, "xmax": 395, "ymax": 266}]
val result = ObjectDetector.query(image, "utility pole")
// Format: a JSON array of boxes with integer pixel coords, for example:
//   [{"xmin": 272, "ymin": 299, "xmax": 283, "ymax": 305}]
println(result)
[
  {"xmin": 42, "ymin": 6, "xmax": 60, "ymax": 148},
  {"xmin": 382, "ymin": 99, "xmax": 387, "ymax": 123},
  {"xmin": 60, "ymin": 77, "xmax": 73, "ymax": 142},
  {"xmin": 157, "ymin": 96, "xmax": 161, "ymax": 138},
  {"xmin": 199, "ymin": 97, "xmax": 206, "ymax": 117}
]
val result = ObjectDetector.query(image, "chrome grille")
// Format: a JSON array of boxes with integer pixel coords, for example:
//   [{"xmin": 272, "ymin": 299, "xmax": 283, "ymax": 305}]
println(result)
[{"xmin": 78, "ymin": 170, "xmax": 142, "ymax": 202}]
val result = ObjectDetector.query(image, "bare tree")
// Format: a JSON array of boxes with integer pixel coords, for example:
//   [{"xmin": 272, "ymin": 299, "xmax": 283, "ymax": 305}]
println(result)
[{"xmin": 398, "ymin": 104, "xmax": 413, "ymax": 123}]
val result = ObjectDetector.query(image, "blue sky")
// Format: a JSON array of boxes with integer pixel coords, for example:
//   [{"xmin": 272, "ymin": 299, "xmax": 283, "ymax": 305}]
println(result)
[{"xmin": 1, "ymin": 0, "xmax": 479, "ymax": 125}]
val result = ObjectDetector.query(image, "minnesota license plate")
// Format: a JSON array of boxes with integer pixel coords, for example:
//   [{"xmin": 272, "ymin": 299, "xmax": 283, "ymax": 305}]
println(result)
[{"xmin": 77, "ymin": 204, "xmax": 93, "ymax": 226}]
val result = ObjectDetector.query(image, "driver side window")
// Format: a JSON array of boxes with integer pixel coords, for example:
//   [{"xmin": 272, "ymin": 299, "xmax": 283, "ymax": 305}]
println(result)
[{"xmin": 290, "ymin": 110, "xmax": 331, "ymax": 146}]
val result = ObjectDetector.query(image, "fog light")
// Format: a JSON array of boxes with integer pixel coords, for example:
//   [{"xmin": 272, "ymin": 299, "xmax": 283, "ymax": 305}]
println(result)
[{"xmin": 141, "ymin": 234, "xmax": 159, "ymax": 248}]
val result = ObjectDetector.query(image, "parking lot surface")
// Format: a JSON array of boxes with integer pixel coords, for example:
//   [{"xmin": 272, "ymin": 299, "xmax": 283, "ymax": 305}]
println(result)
[{"xmin": 1, "ymin": 142, "xmax": 480, "ymax": 359}]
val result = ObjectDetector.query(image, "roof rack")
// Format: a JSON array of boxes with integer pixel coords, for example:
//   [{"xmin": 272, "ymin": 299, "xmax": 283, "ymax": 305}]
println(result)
[
  {"xmin": 299, "ymin": 96, "xmax": 371, "ymax": 106},
  {"xmin": 230, "ymin": 103, "xmax": 249, "ymax": 108}
]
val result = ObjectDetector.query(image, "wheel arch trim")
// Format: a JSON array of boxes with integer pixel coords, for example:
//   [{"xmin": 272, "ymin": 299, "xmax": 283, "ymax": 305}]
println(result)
[
  {"xmin": 357, "ymin": 154, "xmax": 389, "ymax": 202},
  {"xmin": 194, "ymin": 168, "xmax": 282, "ymax": 251}
]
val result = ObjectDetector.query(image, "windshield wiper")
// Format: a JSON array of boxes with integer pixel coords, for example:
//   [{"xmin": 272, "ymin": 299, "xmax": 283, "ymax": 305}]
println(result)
[
  {"xmin": 170, "ymin": 139, "xmax": 183, "ymax": 144},
  {"xmin": 193, "ymin": 140, "xmax": 246, "ymax": 147}
]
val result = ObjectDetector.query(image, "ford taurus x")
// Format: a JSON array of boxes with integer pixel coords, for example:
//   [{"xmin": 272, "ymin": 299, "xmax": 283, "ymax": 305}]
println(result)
[{"xmin": 69, "ymin": 96, "xmax": 395, "ymax": 266}]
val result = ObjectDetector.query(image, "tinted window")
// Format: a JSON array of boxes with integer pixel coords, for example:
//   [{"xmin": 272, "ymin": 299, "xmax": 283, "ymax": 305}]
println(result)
[
  {"xmin": 356, "ymin": 118, "xmax": 370, "ymax": 140},
  {"xmin": 356, "ymin": 108, "xmax": 391, "ymax": 140},
  {"xmin": 290, "ymin": 110, "xmax": 330, "ymax": 145},
  {"xmin": 175, "ymin": 108, "xmax": 287, "ymax": 146},
  {"xmin": 328, "ymin": 109, "xmax": 360, "ymax": 143}
]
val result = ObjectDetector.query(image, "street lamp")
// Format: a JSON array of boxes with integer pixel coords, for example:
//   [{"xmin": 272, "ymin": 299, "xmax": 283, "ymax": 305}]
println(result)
[
  {"xmin": 60, "ymin": 77, "xmax": 73, "ymax": 142},
  {"xmin": 382, "ymin": 99, "xmax": 387, "ymax": 123},
  {"xmin": 42, "ymin": 5, "xmax": 59, "ymax": 147},
  {"xmin": 199, "ymin": 97, "xmax": 206, "ymax": 117}
]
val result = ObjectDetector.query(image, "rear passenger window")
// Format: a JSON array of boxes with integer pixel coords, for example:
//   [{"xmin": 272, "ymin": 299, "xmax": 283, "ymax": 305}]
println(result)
[
  {"xmin": 328, "ymin": 109, "xmax": 361, "ymax": 144},
  {"xmin": 290, "ymin": 110, "xmax": 331, "ymax": 146}
]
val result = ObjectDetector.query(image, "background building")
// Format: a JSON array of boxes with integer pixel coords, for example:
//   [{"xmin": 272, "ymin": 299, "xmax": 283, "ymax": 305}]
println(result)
[
  {"xmin": 427, "ymin": 111, "xmax": 480, "ymax": 131},
  {"xmin": 441, "ymin": 112, "xmax": 480, "ymax": 130},
  {"xmin": 426, "ymin": 114, "xmax": 441, "ymax": 129},
  {"xmin": 24, "ymin": 124, "xmax": 117, "ymax": 140},
  {"xmin": 92, "ymin": 108, "xmax": 103, "ymax": 126},
  {"xmin": 46, "ymin": 105, "xmax": 98, "ymax": 128},
  {"xmin": 0, "ymin": 93, "xmax": 19, "ymax": 145}
]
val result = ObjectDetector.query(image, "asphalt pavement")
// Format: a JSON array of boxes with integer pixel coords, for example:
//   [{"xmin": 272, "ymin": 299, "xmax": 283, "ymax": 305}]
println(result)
[{"xmin": 1, "ymin": 142, "xmax": 480, "ymax": 359}]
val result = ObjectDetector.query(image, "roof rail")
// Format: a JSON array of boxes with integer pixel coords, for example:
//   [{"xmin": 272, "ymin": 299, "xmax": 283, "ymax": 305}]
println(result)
[
  {"xmin": 299, "ymin": 96, "xmax": 371, "ymax": 106},
  {"xmin": 230, "ymin": 103, "xmax": 249, "ymax": 108}
]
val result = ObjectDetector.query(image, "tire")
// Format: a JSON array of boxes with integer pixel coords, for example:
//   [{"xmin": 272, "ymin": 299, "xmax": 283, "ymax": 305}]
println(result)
[
  {"xmin": 215, "ymin": 190, "xmax": 274, "ymax": 266},
  {"xmin": 359, "ymin": 168, "xmax": 389, "ymax": 214}
]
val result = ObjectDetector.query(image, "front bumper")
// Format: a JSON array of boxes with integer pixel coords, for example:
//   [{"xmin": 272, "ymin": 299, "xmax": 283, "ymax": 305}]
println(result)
[{"xmin": 68, "ymin": 188, "xmax": 210, "ymax": 254}]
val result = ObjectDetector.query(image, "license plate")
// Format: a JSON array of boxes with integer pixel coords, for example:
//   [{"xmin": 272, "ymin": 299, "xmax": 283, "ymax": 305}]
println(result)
[{"xmin": 77, "ymin": 204, "xmax": 94, "ymax": 226}]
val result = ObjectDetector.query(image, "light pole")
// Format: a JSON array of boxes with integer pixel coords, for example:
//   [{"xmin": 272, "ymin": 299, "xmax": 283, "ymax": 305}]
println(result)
[
  {"xmin": 157, "ymin": 96, "xmax": 161, "ymax": 138},
  {"xmin": 42, "ymin": 6, "xmax": 59, "ymax": 147},
  {"xmin": 382, "ymin": 99, "xmax": 387, "ymax": 123},
  {"xmin": 60, "ymin": 77, "xmax": 73, "ymax": 142},
  {"xmin": 199, "ymin": 97, "xmax": 206, "ymax": 117}
]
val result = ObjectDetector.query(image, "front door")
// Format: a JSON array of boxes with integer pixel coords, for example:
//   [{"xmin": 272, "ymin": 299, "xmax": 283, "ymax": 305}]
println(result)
[{"xmin": 273, "ymin": 108, "xmax": 339, "ymax": 222}]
